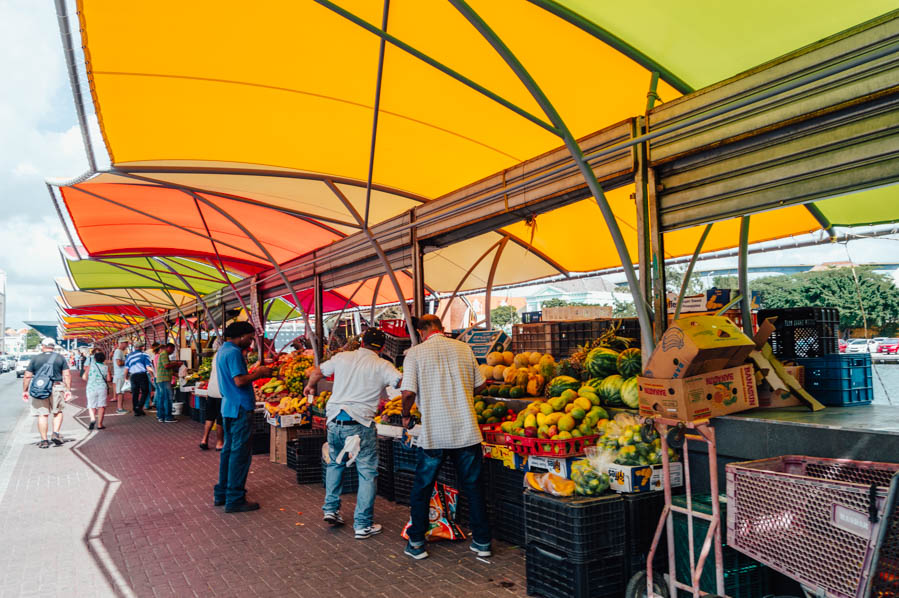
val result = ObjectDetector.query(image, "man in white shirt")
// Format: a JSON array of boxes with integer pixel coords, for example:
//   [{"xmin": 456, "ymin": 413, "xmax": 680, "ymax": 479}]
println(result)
[
  {"xmin": 304, "ymin": 328, "xmax": 401, "ymax": 539},
  {"xmin": 112, "ymin": 340, "xmax": 129, "ymax": 414},
  {"xmin": 400, "ymin": 315, "xmax": 490, "ymax": 561}
]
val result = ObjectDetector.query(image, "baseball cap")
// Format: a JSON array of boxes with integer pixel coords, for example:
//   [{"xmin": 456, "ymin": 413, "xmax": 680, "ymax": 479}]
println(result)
[
  {"xmin": 361, "ymin": 328, "xmax": 387, "ymax": 350},
  {"xmin": 40, "ymin": 337, "xmax": 56, "ymax": 347}
]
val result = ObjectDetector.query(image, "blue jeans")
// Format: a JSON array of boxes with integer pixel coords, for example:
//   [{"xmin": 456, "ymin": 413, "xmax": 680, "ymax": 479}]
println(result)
[
  {"xmin": 408, "ymin": 444, "xmax": 491, "ymax": 546},
  {"xmin": 323, "ymin": 422, "xmax": 378, "ymax": 530},
  {"xmin": 155, "ymin": 383, "xmax": 173, "ymax": 420},
  {"xmin": 214, "ymin": 407, "xmax": 253, "ymax": 507}
]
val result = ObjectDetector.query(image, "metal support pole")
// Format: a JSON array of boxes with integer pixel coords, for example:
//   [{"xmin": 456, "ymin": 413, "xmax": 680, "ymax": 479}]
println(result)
[
  {"xmin": 738, "ymin": 216, "xmax": 753, "ymax": 337},
  {"xmin": 412, "ymin": 233, "xmax": 426, "ymax": 319},
  {"xmin": 313, "ymin": 274, "xmax": 324, "ymax": 361},
  {"xmin": 440, "ymin": 237, "xmax": 504, "ymax": 322},
  {"xmin": 484, "ymin": 236, "xmax": 510, "ymax": 330},
  {"xmin": 449, "ymin": 0, "xmax": 655, "ymax": 353},
  {"xmin": 674, "ymin": 224, "xmax": 713, "ymax": 320},
  {"xmin": 647, "ymin": 168, "xmax": 667, "ymax": 343},
  {"xmin": 54, "ymin": 0, "xmax": 97, "ymax": 172}
]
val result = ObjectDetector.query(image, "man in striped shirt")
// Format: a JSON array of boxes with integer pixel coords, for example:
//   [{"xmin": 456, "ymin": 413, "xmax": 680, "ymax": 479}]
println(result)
[
  {"xmin": 400, "ymin": 315, "xmax": 490, "ymax": 561},
  {"xmin": 124, "ymin": 341, "xmax": 154, "ymax": 417}
]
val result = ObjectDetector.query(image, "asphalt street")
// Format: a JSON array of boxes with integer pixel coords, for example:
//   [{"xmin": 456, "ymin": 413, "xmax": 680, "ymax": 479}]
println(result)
[{"xmin": 0, "ymin": 370, "xmax": 28, "ymax": 462}]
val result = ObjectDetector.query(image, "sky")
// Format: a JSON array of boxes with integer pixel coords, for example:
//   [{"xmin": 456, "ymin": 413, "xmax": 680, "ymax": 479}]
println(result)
[{"xmin": 0, "ymin": 1, "xmax": 896, "ymax": 334}]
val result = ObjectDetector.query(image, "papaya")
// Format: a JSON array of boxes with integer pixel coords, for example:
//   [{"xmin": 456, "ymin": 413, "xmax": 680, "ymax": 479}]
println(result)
[
  {"xmin": 502, "ymin": 350, "xmax": 514, "ymax": 366},
  {"xmin": 509, "ymin": 385, "xmax": 526, "ymax": 399}
]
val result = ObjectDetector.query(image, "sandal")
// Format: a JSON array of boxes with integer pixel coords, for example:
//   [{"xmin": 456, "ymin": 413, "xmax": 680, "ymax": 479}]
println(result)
[
  {"xmin": 97, "ymin": 426, "xmax": 106, "ymax": 430},
  {"xmin": 38, "ymin": 440, "xmax": 50, "ymax": 449},
  {"xmin": 199, "ymin": 443, "xmax": 209, "ymax": 451}
]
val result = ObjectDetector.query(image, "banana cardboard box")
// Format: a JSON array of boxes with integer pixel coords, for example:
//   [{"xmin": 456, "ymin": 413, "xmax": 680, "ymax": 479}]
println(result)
[
  {"xmin": 644, "ymin": 315, "xmax": 755, "ymax": 379},
  {"xmin": 637, "ymin": 364, "xmax": 758, "ymax": 422}
]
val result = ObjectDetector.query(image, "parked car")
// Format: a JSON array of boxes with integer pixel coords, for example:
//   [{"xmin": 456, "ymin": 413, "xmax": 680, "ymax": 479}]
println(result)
[
  {"xmin": 869, "ymin": 337, "xmax": 890, "ymax": 353},
  {"xmin": 839, "ymin": 339, "xmax": 848, "ymax": 353},
  {"xmin": 2, "ymin": 357, "xmax": 14, "ymax": 372},
  {"xmin": 844, "ymin": 338, "xmax": 877, "ymax": 353},
  {"xmin": 874, "ymin": 337, "xmax": 898, "ymax": 353},
  {"xmin": 0, "ymin": 357, "xmax": 9, "ymax": 372},
  {"xmin": 15, "ymin": 352, "xmax": 39, "ymax": 378},
  {"xmin": 881, "ymin": 340, "xmax": 899, "ymax": 355}
]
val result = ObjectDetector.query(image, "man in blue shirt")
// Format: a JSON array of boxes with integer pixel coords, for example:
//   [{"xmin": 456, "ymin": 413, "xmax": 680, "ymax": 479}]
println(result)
[
  {"xmin": 124, "ymin": 341, "xmax": 154, "ymax": 417},
  {"xmin": 213, "ymin": 322, "xmax": 272, "ymax": 513}
]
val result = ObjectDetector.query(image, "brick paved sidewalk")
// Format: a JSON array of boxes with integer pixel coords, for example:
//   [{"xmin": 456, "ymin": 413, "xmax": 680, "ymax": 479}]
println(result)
[{"xmin": 0, "ymin": 377, "xmax": 526, "ymax": 598}]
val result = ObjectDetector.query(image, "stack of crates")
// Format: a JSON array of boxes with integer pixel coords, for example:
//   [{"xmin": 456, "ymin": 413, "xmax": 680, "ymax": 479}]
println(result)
[
  {"xmin": 511, "ymin": 322, "xmax": 561, "ymax": 358},
  {"xmin": 320, "ymin": 458, "xmax": 359, "ymax": 494},
  {"xmin": 524, "ymin": 491, "xmax": 626, "ymax": 598},
  {"xmin": 251, "ymin": 409, "xmax": 270, "ymax": 454},
  {"xmin": 392, "ymin": 439, "xmax": 418, "ymax": 505},
  {"xmin": 376, "ymin": 437, "xmax": 395, "ymax": 501},
  {"xmin": 487, "ymin": 459, "xmax": 526, "ymax": 546},
  {"xmin": 757, "ymin": 306, "xmax": 839, "ymax": 359},
  {"xmin": 291, "ymin": 430, "xmax": 326, "ymax": 484},
  {"xmin": 672, "ymin": 494, "xmax": 770, "ymax": 598}
]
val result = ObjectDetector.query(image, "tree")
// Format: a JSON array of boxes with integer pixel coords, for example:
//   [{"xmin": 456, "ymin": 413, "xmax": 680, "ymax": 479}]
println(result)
[
  {"xmin": 25, "ymin": 330, "xmax": 41, "ymax": 350},
  {"xmin": 612, "ymin": 296, "xmax": 637, "ymax": 318},
  {"xmin": 541, "ymin": 298, "xmax": 568, "ymax": 308},
  {"xmin": 666, "ymin": 266, "xmax": 703, "ymax": 295},
  {"xmin": 752, "ymin": 267, "xmax": 899, "ymax": 334},
  {"xmin": 490, "ymin": 305, "xmax": 519, "ymax": 328},
  {"xmin": 711, "ymin": 275, "xmax": 739, "ymax": 291}
]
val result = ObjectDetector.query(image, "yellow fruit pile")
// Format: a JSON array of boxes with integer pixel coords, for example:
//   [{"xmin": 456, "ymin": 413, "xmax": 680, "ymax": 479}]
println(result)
[
  {"xmin": 313, "ymin": 390, "xmax": 331, "ymax": 410},
  {"xmin": 265, "ymin": 396, "xmax": 309, "ymax": 416},
  {"xmin": 479, "ymin": 351, "xmax": 556, "ymax": 397},
  {"xmin": 503, "ymin": 385, "xmax": 610, "ymax": 441},
  {"xmin": 373, "ymin": 396, "xmax": 420, "ymax": 424}
]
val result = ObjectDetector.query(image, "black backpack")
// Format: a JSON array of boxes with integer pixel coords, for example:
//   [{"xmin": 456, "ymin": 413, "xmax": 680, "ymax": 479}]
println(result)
[{"xmin": 29, "ymin": 355, "xmax": 61, "ymax": 399}]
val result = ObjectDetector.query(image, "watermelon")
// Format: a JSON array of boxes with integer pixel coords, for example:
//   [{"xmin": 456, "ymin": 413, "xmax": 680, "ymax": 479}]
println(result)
[
  {"xmin": 617, "ymin": 348, "xmax": 642, "ymax": 378},
  {"xmin": 585, "ymin": 347, "xmax": 620, "ymax": 378},
  {"xmin": 598, "ymin": 374, "xmax": 624, "ymax": 407},
  {"xmin": 547, "ymin": 375, "xmax": 581, "ymax": 397},
  {"xmin": 620, "ymin": 376, "xmax": 639, "ymax": 409}
]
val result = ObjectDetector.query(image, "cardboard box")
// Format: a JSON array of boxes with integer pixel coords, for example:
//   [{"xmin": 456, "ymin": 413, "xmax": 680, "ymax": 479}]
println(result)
[
  {"xmin": 481, "ymin": 444, "xmax": 527, "ymax": 471},
  {"xmin": 666, "ymin": 289, "xmax": 760, "ymax": 314},
  {"xmin": 525, "ymin": 455, "xmax": 581, "ymax": 479},
  {"xmin": 644, "ymin": 315, "xmax": 755, "ymax": 379},
  {"xmin": 608, "ymin": 462, "xmax": 684, "ymax": 493},
  {"xmin": 458, "ymin": 329, "xmax": 511, "ymax": 364},
  {"xmin": 757, "ymin": 365, "xmax": 805, "ymax": 408},
  {"xmin": 269, "ymin": 426, "xmax": 302, "ymax": 464},
  {"xmin": 638, "ymin": 364, "xmax": 759, "ymax": 422}
]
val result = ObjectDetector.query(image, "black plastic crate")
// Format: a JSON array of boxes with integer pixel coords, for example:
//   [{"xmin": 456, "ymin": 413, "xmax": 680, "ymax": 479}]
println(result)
[
  {"xmin": 393, "ymin": 440, "xmax": 419, "ymax": 473},
  {"xmin": 394, "ymin": 471, "xmax": 416, "ymax": 506},
  {"xmin": 521, "ymin": 311, "xmax": 542, "ymax": 324},
  {"xmin": 437, "ymin": 459, "xmax": 457, "ymax": 487},
  {"xmin": 526, "ymin": 542, "xmax": 625, "ymax": 598},
  {"xmin": 320, "ymin": 458, "xmax": 358, "ymax": 494},
  {"xmin": 672, "ymin": 494, "xmax": 770, "ymax": 598},
  {"xmin": 623, "ymin": 492, "xmax": 667, "ymax": 580},
  {"xmin": 757, "ymin": 306, "xmax": 839, "ymax": 359},
  {"xmin": 292, "ymin": 429, "xmax": 326, "ymax": 460},
  {"xmin": 198, "ymin": 405, "xmax": 207, "ymax": 423},
  {"xmin": 511, "ymin": 322, "xmax": 561, "ymax": 358},
  {"xmin": 377, "ymin": 437, "xmax": 395, "ymax": 471},
  {"xmin": 488, "ymin": 459, "xmax": 525, "ymax": 505},
  {"xmin": 382, "ymin": 333, "xmax": 412, "ymax": 367},
  {"xmin": 493, "ymin": 498, "xmax": 526, "ymax": 546},
  {"xmin": 295, "ymin": 458, "xmax": 322, "ymax": 484},
  {"xmin": 251, "ymin": 409, "xmax": 268, "ymax": 434},
  {"xmin": 377, "ymin": 467, "xmax": 395, "ymax": 501},
  {"xmin": 524, "ymin": 491, "xmax": 625, "ymax": 561},
  {"xmin": 251, "ymin": 432, "xmax": 269, "ymax": 455}
]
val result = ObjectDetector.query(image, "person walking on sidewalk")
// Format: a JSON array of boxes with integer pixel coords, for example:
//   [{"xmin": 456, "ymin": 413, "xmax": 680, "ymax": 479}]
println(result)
[
  {"xmin": 304, "ymin": 327, "xmax": 401, "ymax": 539},
  {"xmin": 83, "ymin": 351, "xmax": 111, "ymax": 430},
  {"xmin": 125, "ymin": 342, "xmax": 153, "ymax": 417},
  {"xmin": 155, "ymin": 343, "xmax": 178, "ymax": 423},
  {"xmin": 22, "ymin": 338, "xmax": 72, "ymax": 449},
  {"xmin": 400, "ymin": 314, "xmax": 491, "ymax": 560},
  {"xmin": 214, "ymin": 322, "xmax": 272, "ymax": 513},
  {"xmin": 112, "ymin": 340, "xmax": 128, "ymax": 414}
]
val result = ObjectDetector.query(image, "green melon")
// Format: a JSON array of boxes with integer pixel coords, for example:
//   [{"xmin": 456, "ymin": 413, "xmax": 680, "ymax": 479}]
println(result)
[
  {"xmin": 620, "ymin": 376, "xmax": 639, "ymax": 409},
  {"xmin": 617, "ymin": 348, "xmax": 642, "ymax": 378},
  {"xmin": 547, "ymin": 375, "xmax": 581, "ymax": 398},
  {"xmin": 598, "ymin": 374, "xmax": 625, "ymax": 407},
  {"xmin": 585, "ymin": 347, "xmax": 620, "ymax": 378}
]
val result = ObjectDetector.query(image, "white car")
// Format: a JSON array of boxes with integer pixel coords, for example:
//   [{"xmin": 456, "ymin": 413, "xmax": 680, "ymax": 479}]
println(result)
[
  {"xmin": 15, "ymin": 352, "xmax": 39, "ymax": 378},
  {"xmin": 844, "ymin": 339, "xmax": 876, "ymax": 353}
]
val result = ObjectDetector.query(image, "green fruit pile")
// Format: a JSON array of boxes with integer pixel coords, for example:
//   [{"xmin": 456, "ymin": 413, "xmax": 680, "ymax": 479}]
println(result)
[
  {"xmin": 571, "ymin": 459, "xmax": 610, "ymax": 496},
  {"xmin": 504, "ymin": 385, "xmax": 610, "ymax": 441},
  {"xmin": 596, "ymin": 422, "xmax": 678, "ymax": 466},
  {"xmin": 474, "ymin": 399, "xmax": 517, "ymax": 425}
]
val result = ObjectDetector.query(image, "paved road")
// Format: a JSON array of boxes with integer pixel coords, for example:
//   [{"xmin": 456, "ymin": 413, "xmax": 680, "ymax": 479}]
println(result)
[{"xmin": 0, "ymin": 371, "xmax": 27, "ymax": 462}]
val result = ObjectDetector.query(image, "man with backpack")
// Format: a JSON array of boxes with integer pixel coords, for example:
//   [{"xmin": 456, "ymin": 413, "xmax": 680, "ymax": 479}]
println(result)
[{"xmin": 22, "ymin": 338, "xmax": 72, "ymax": 449}]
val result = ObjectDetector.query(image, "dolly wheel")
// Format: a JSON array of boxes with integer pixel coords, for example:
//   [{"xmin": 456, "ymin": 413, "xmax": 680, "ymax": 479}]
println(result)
[{"xmin": 624, "ymin": 571, "xmax": 670, "ymax": 598}]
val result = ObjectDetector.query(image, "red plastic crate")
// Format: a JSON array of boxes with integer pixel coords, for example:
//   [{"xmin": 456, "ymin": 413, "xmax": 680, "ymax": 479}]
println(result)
[
  {"xmin": 379, "ymin": 319, "xmax": 410, "ymax": 338},
  {"xmin": 311, "ymin": 415, "xmax": 326, "ymax": 430},
  {"xmin": 483, "ymin": 428, "xmax": 508, "ymax": 446},
  {"xmin": 504, "ymin": 433, "xmax": 599, "ymax": 457}
]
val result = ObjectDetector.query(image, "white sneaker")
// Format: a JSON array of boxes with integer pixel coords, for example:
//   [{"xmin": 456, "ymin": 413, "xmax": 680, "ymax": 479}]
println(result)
[
  {"xmin": 323, "ymin": 511, "xmax": 344, "ymax": 526},
  {"xmin": 354, "ymin": 524, "xmax": 382, "ymax": 539}
]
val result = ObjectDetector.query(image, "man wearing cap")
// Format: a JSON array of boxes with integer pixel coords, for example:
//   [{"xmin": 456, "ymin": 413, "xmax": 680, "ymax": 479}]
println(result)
[
  {"xmin": 304, "ymin": 328, "xmax": 401, "ymax": 539},
  {"xmin": 22, "ymin": 338, "xmax": 71, "ymax": 449},
  {"xmin": 124, "ymin": 341, "xmax": 154, "ymax": 417}
]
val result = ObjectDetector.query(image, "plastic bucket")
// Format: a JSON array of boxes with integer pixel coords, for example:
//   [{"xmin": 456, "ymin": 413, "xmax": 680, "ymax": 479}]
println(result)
[{"xmin": 172, "ymin": 402, "xmax": 184, "ymax": 416}]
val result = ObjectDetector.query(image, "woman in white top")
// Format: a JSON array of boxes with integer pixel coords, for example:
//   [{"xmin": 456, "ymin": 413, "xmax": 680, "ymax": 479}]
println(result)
[{"xmin": 83, "ymin": 351, "xmax": 112, "ymax": 430}]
